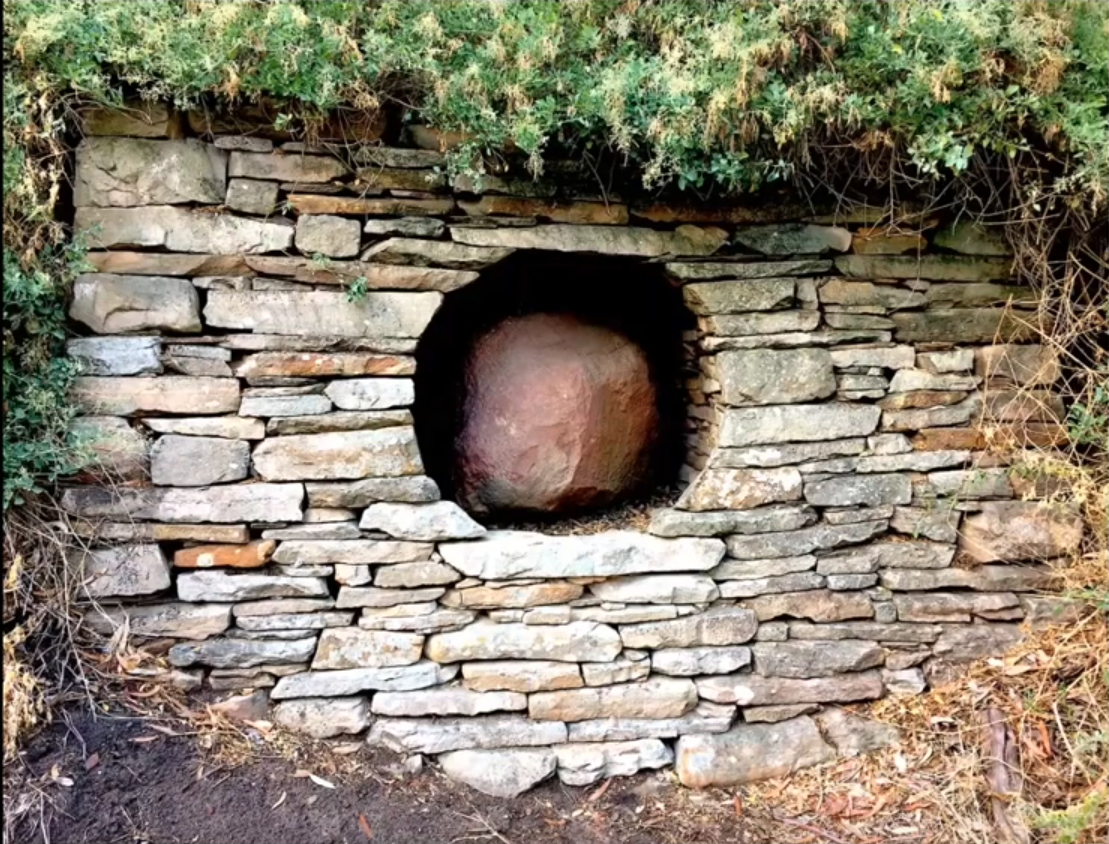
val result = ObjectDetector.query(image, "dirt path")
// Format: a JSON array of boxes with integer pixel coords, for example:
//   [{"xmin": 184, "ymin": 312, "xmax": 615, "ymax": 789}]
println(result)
[{"xmin": 9, "ymin": 710, "xmax": 763, "ymax": 844}]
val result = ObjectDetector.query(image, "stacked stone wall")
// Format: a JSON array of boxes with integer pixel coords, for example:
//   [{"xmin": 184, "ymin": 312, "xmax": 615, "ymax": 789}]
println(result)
[{"xmin": 62, "ymin": 110, "xmax": 1083, "ymax": 794}]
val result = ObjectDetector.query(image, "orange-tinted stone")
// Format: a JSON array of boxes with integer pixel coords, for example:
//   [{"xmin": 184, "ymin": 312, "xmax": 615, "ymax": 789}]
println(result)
[
  {"xmin": 234, "ymin": 352, "xmax": 415, "ymax": 378},
  {"xmin": 174, "ymin": 540, "xmax": 276, "ymax": 569},
  {"xmin": 878, "ymin": 391, "xmax": 969, "ymax": 410},
  {"xmin": 286, "ymin": 195, "xmax": 454, "ymax": 216},
  {"xmin": 459, "ymin": 196, "xmax": 628, "ymax": 225},
  {"xmin": 851, "ymin": 226, "xmax": 926, "ymax": 255}
]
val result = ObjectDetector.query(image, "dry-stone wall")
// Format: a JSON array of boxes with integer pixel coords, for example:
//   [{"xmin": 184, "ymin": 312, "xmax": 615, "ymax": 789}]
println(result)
[{"xmin": 63, "ymin": 109, "xmax": 1084, "ymax": 796}]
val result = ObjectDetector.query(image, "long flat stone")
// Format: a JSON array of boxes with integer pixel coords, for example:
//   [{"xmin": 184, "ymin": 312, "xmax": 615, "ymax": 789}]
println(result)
[
  {"xmin": 676, "ymin": 717, "xmax": 835, "ymax": 788},
  {"xmin": 589, "ymin": 574, "xmax": 718, "ymax": 604},
  {"xmin": 204, "ymin": 290, "xmax": 442, "ymax": 338},
  {"xmin": 82, "ymin": 603, "xmax": 231, "ymax": 640},
  {"xmin": 567, "ymin": 701, "xmax": 736, "ymax": 742},
  {"xmin": 665, "ymin": 260, "xmax": 831, "ymax": 280},
  {"xmin": 372, "ymin": 688, "xmax": 526, "ymax": 717},
  {"xmin": 274, "ymin": 540, "xmax": 432, "ymax": 565},
  {"xmin": 724, "ymin": 520, "xmax": 887, "ymax": 559},
  {"xmin": 462, "ymin": 661, "xmax": 584, "ymax": 693},
  {"xmin": 451, "ymin": 224, "xmax": 726, "ymax": 257},
  {"xmin": 70, "ymin": 274, "xmax": 201, "ymax": 334},
  {"xmin": 177, "ymin": 571, "xmax": 329, "ymax": 602},
  {"xmin": 529, "ymin": 678, "xmax": 697, "ymax": 722},
  {"xmin": 553, "ymin": 739, "xmax": 673, "ymax": 786},
  {"xmin": 619, "ymin": 607, "xmax": 758, "ymax": 649},
  {"xmin": 648, "ymin": 505, "xmax": 816, "ymax": 538},
  {"xmin": 60, "ymin": 483, "xmax": 303, "ymax": 523},
  {"xmin": 369, "ymin": 715, "xmax": 568, "ymax": 754},
  {"xmin": 70, "ymin": 544, "xmax": 170, "ymax": 598},
  {"xmin": 75, "ymin": 206, "xmax": 293, "ymax": 254},
  {"xmin": 835, "ymin": 254, "xmax": 1012, "ymax": 281},
  {"xmin": 253, "ymin": 428, "xmax": 423, "ymax": 481},
  {"xmin": 438, "ymin": 531, "xmax": 724, "ymax": 579},
  {"xmin": 271, "ymin": 661, "xmax": 458, "ymax": 699},
  {"xmin": 312, "ymin": 628, "xmax": 424, "ymax": 669},
  {"xmin": 169, "ymin": 637, "xmax": 316, "ymax": 669},
  {"xmin": 751, "ymin": 641, "xmax": 884, "ymax": 678},
  {"xmin": 683, "ymin": 280, "xmax": 795, "ymax": 315},
  {"xmin": 72, "ymin": 376, "xmax": 240, "ymax": 416},
  {"xmin": 696, "ymin": 670, "xmax": 885, "ymax": 705},
  {"xmin": 427, "ymin": 620, "xmax": 621, "ymax": 663},
  {"xmin": 75, "ymin": 138, "xmax": 226, "ymax": 207},
  {"xmin": 719, "ymin": 404, "xmax": 881, "ymax": 447}
]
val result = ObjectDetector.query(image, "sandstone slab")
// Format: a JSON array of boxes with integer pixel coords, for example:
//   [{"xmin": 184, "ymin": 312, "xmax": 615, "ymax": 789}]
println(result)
[
  {"xmin": 228, "ymin": 151, "xmax": 347, "ymax": 182},
  {"xmin": 272, "ymin": 697, "xmax": 371, "ymax": 738},
  {"xmin": 554, "ymin": 739, "xmax": 672, "ymax": 786},
  {"xmin": 676, "ymin": 717, "xmax": 835, "ymax": 788},
  {"xmin": 312, "ymin": 628, "xmax": 424, "ymax": 669},
  {"xmin": 305, "ymin": 476, "xmax": 439, "ymax": 508},
  {"xmin": 427, "ymin": 620, "xmax": 621, "ymax": 663},
  {"xmin": 590, "ymin": 574, "xmax": 718, "ymax": 605},
  {"xmin": 369, "ymin": 715, "xmax": 567, "ymax": 754},
  {"xmin": 177, "ymin": 571, "xmax": 327, "ymax": 602},
  {"xmin": 61, "ymin": 483, "xmax": 302, "ymax": 523},
  {"xmin": 648, "ymin": 505, "xmax": 816, "ymax": 538},
  {"xmin": 374, "ymin": 561, "xmax": 462, "ymax": 588},
  {"xmin": 142, "ymin": 416, "xmax": 264, "ymax": 439},
  {"xmin": 169, "ymin": 637, "xmax": 316, "ymax": 668},
  {"xmin": 742, "ymin": 590, "xmax": 873, "ymax": 622},
  {"xmin": 253, "ymin": 428, "xmax": 423, "ymax": 481},
  {"xmin": 440, "ymin": 748, "xmax": 556, "ymax": 797},
  {"xmin": 651, "ymin": 646, "xmax": 752, "ymax": 676},
  {"xmin": 462, "ymin": 661, "xmax": 583, "ymax": 693},
  {"xmin": 75, "ymin": 138, "xmax": 226, "ymax": 207},
  {"xmin": 719, "ymin": 404, "xmax": 880, "ymax": 447},
  {"xmin": 724, "ymin": 520, "xmax": 886, "ymax": 559},
  {"xmin": 362, "ymin": 237, "xmax": 512, "ymax": 270},
  {"xmin": 204, "ymin": 290, "xmax": 441, "ymax": 337},
  {"xmin": 697, "ymin": 669, "xmax": 885, "ymax": 706},
  {"xmin": 451, "ymin": 224, "xmax": 726, "ymax": 257},
  {"xmin": 83, "ymin": 602, "xmax": 230, "ymax": 640},
  {"xmin": 271, "ymin": 661, "xmax": 457, "ymax": 699},
  {"xmin": 70, "ymin": 274, "xmax": 201, "ymax": 334},
  {"xmin": 275, "ymin": 540, "xmax": 432, "ymax": 566},
  {"xmin": 619, "ymin": 607, "xmax": 758, "ymax": 649},
  {"xmin": 529, "ymin": 678, "xmax": 697, "ymax": 722},
  {"xmin": 752, "ymin": 641, "xmax": 883, "ymax": 678},
  {"xmin": 174, "ymin": 540, "xmax": 275, "ymax": 569}
]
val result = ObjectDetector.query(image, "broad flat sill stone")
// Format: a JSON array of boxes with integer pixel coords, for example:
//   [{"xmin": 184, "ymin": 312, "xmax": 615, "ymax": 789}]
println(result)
[{"xmin": 438, "ymin": 531, "xmax": 724, "ymax": 579}]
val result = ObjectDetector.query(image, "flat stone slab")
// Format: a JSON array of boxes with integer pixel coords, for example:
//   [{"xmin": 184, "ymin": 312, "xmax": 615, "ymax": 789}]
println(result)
[
  {"xmin": 60, "ymin": 483, "xmax": 303, "ymax": 523},
  {"xmin": 719, "ymin": 404, "xmax": 881, "ymax": 447},
  {"xmin": 359, "ymin": 502, "xmax": 485, "ymax": 541},
  {"xmin": 619, "ymin": 607, "xmax": 758, "ymax": 649},
  {"xmin": 528, "ymin": 678, "xmax": 697, "ymax": 722},
  {"xmin": 372, "ymin": 688, "xmax": 526, "ymax": 717},
  {"xmin": 75, "ymin": 206, "xmax": 293, "ymax": 254},
  {"xmin": 567, "ymin": 702, "xmax": 736, "ymax": 742},
  {"xmin": 462, "ymin": 661, "xmax": 584, "ymax": 693},
  {"xmin": 676, "ymin": 716, "xmax": 835, "ymax": 787},
  {"xmin": 271, "ymin": 661, "xmax": 458, "ymax": 699},
  {"xmin": 274, "ymin": 540, "xmax": 432, "ymax": 565},
  {"xmin": 648, "ymin": 505, "xmax": 816, "ymax": 538},
  {"xmin": 177, "ymin": 571, "xmax": 328, "ymax": 602},
  {"xmin": 82, "ymin": 603, "xmax": 230, "ymax": 640},
  {"xmin": 253, "ymin": 428, "xmax": 424, "ymax": 481},
  {"xmin": 554, "ymin": 739, "xmax": 673, "ymax": 786},
  {"xmin": 72, "ymin": 376, "xmax": 240, "ymax": 416},
  {"xmin": 438, "ymin": 531, "xmax": 724, "ymax": 579},
  {"xmin": 70, "ymin": 274, "xmax": 201, "ymax": 334},
  {"xmin": 272, "ymin": 697, "xmax": 371, "ymax": 739},
  {"xmin": 312, "ymin": 628, "xmax": 424, "ymax": 669},
  {"xmin": 451, "ymin": 224, "xmax": 726, "ymax": 257},
  {"xmin": 589, "ymin": 574, "xmax": 718, "ymax": 605},
  {"xmin": 169, "ymin": 637, "xmax": 316, "ymax": 669},
  {"xmin": 427, "ymin": 620, "xmax": 621, "ymax": 663},
  {"xmin": 697, "ymin": 669, "xmax": 885, "ymax": 706},
  {"xmin": 369, "ymin": 715, "xmax": 568, "ymax": 754},
  {"xmin": 75, "ymin": 138, "xmax": 226, "ymax": 207},
  {"xmin": 69, "ymin": 544, "xmax": 170, "ymax": 599},
  {"xmin": 440, "ymin": 748, "xmax": 556, "ymax": 797}
]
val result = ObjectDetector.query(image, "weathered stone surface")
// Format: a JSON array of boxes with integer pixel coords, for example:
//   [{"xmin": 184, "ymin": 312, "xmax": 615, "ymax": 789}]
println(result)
[
  {"xmin": 75, "ymin": 206, "xmax": 293, "ymax": 254},
  {"xmin": 619, "ymin": 607, "xmax": 758, "ymax": 649},
  {"xmin": 590, "ymin": 575, "xmax": 719, "ymax": 605},
  {"xmin": 883, "ymin": 667, "xmax": 927, "ymax": 694},
  {"xmin": 75, "ymin": 138, "xmax": 226, "ymax": 207},
  {"xmin": 362, "ymin": 237, "xmax": 512, "ymax": 271},
  {"xmin": 734, "ymin": 224, "xmax": 850, "ymax": 255},
  {"xmin": 359, "ymin": 608, "xmax": 475, "ymax": 634},
  {"xmin": 440, "ymin": 748, "xmax": 556, "ymax": 797},
  {"xmin": 70, "ymin": 544, "xmax": 170, "ymax": 599},
  {"xmin": 443, "ymin": 582, "xmax": 583, "ymax": 609},
  {"xmin": 85, "ymin": 251, "xmax": 254, "ymax": 277},
  {"xmin": 851, "ymin": 227, "xmax": 925, "ymax": 255},
  {"xmin": 427, "ymin": 620, "xmax": 621, "ymax": 663},
  {"xmin": 451, "ymin": 224, "xmax": 727, "ymax": 257},
  {"xmin": 295, "ymin": 214, "xmax": 362, "ymax": 258},
  {"xmin": 440, "ymin": 531, "xmax": 723, "ymax": 580},
  {"xmin": 651, "ymin": 646, "xmax": 751, "ymax": 677},
  {"xmin": 878, "ymin": 390, "xmax": 969, "ymax": 411},
  {"xmin": 72, "ymin": 376, "xmax": 240, "ymax": 416},
  {"xmin": 358, "ymin": 502, "xmax": 485, "ymax": 543},
  {"xmin": 276, "ymin": 541, "xmax": 431, "ymax": 567},
  {"xmin": 665, "ymin": 260, "xmax": 831, "ymax": 281},
  {"xmin": 177, "ymin": 571, "xmax": 327, "ymax": 602},
  {"xmin": 923, "ymin": 467, "xmax": 1013, "ymax": 499},
  {"xmin": 976, "ymin": 344, "xmax": 1059, "ymax": 386},
  {"xmin": 150, "ymin": 435, "xmax": 249, "ymax": 487},
  {"xmin": 683, "ymin": 280, "xmax": 796, "ymax": 315},
  {"xmin": 267, "ymin": 410, "xmax": 413, "ymax": 436},
  {"xmin": 892, "ymin": 309, "xmax": 1037, "ymax": 343},
  {"xmin": 225, "ymin": 178, "xmax": 278, "ymax": 215},
  {"xmin": 716, "ymin": 348, "xmax": 836, "ymax": 407},
  {"xmin": 174, "ymin": 540, "xmax": 275, "ymax": 570},
  {"xmin": 881, "ymin": 566, "xmax": 1054, "ymax": 593},
  {"xmin": 719, "ymin": 404, "xmax": 880, "ymax": 447},
  {"xmin": 83, "ymin": 602, "xmax": 230, "ymax": 640},
  {"xmin": 462, "ymin": 661, "xmax": 583, "ymax": 693},
  {"xmin": 271, "ymin": 661, "xmax": 457, "ymax": 699},
  {"xmin": 272, "ymin": 697, "xmax": 370, "ymax": 738},
  {"xmin": 814, "ymin": 707, "xmax": 900, "ymax": 757},
  {"xmin": 835, "ymin": 254, "xmax": 1012, "ymax": 281},
  {"xmin": 571, "ymin": 605, "xmax": 683, "ymax": 624},
  {"xmin": 374, "ymin": 561, "xmax": 462, "ymax": 588},
  {"xmin": 933, "ymin": 222, "xmax": 1011, "ymax": 256},
  {"xmin": 235, "ymin": 352, "xmax": 415, "ymax": 379},
  {"xmin": 455, "ymin": 314, "xmax": 657, "ymax": 515},
  {"xmin": 801, "ymin": 450, "xmax": 969, "ymax": 475},
  {"xmin": 817, "ymin": 540, "xmax": 955, "ymax": 573},
  {"xmin": 235, "ymin": 611, "xmax": 352, "ymax": 631},
  {"xmin": 677, "ymin": 468, "xmax": 803, "ymax": 512},
  {"xmin": 370, "ymin": 715, "xmax": 567, "ymax": 754},
  {"xmin": 312, "ymin": 628, "xmax": 424, "ymax": 669},
  {"xmin": 229, "ymin": 151, "xmax": 347, "ymax": 182},
  {"xmin": 676, "ymin": 717, "xmax": 835, "ymax": 788},
  {"xmin": 238, "ymin": 391, "xmax": 332, "ymax": 417},
  {"xmin": 73, "ymin": 521, "xmax": 250, "ymax": 545},
  {"xmin": 143, "ymin": 416, "xmax": 264, "ymax": 439},
  {"xmin": 742, "ymin": 590, "xmax": 873, "ymax": 623},
  {"xmin": 554, "ymin": 739, "xmax": 673, "ymax": 786},
  {"xmin": 743, "ymin": 704, "xmax": 820, "ymax": 723},
  {"xmin": 829, "ymin": 345, "xmax": 916, "ymax": 370},
  {"xmin": 892, "ymin": 592, "xmax": 1020, "ymax": 623},
  {"xmin": 804, "ymin": 473, "xmax": 912, "ymax": 507},
  {"xmin": 933, "ymin": 624, "xmax": 1024, "ymax": 662},
  {"xmin": 959, "ymin": 501, "xmax": 1083, "ymax": 564},
  {"xmin": 372, "ymin": 688, "xmax": 525, "ymax": 717},
  {"xmin": 234, "ymin": 598, "xmax": 337, "ymax": 617},
  {"xmin": 70, "ymin": 274, "xmax": 201, "ymax": 334},
  {"xmin": 890, "ymin": 506, "xmax": 960, "ymax": 543},
  {"xmin": 63, "ymin": 483, "xmax": 303, "ymax": 524},
  {"xmin": 581, "ymin": 658, "xmax": 649, "ymax": 686},
  {"xmin": 305, "ymin": 476, "xmax": 440, "ymax": 508},
  {"xmin": 703, "ymin": 310, "xmax": 821, "ymax": 336},
  {"xmin": 648, "ymin": 505, "xmax": 816, "ymax": 538},
  {"xmin": 458, "ymin": 195, "xmax": 626, "ymax": 225},
  {"xmin": 321, "ymin": 380, "xmax": 415, "ymax": 412},
  {"xmin": 697, "ymin": 669, "xmax": 884, "ymax": 706},
  {"xmin": 881, "ymin": 396, "xmax": 980, "ymax": 432},
  {"xmin": 68, "ymin": 337, "xmax": 162, "ymax": 376},
  {"xmin": 926, "ymin": 282, "xmax": 1036, "ymax": 308},
  {"xmin": 253, "ymin": 428, "xmax": 422, "ymax": 481},
  {"xmin": 752, "ymin": 641, "xmax": 883, "ymax": 678},
  {"xmin": 710, "ymin": 555, "xmax": 817, "ymax": 580},
  {"xmin": 703, "ymin": 329, "xmax": 893, "ymax": 352},
  {"xmin": 786, "ymin": 621, "xmax": 941, "ymax": 643},
  {"xmin": 724, "ymin": 520, "xmax": 886, "ymax": 560},
  {"xmin": 568, "ymin": 702, "xmax": 735, "ymax": 742},
  {"xmin": 710, "ymin": 439, "xmax": 867, "ymax": 470},
  {"xmin": 288, "ymin": 195, "xmax": 453, "ymax": 216},
  {"xmin": 888, "ymin": 369, "xmax": 979, "ymax": 393},
  {"xmin": 718, "ymin": 572, "xmax": 824, "ymax": 598},
  {"xmin": 79, "ymin": 103, "xmax": 170, "ymax": 138},
  {"xmin": 529, "ymin": 678, "xmax": 697, "ymax": 722},
  {"xmin": 69, "ymin": 416, "xmax": 149, "ymax": 480},
  {"xmin": 243, "ymin": 256, "xmax": 478, "ymax": 291},
  {"xmin": 204, "ymin": 290, "xmax": 441, "ymax": 337},
  {"xmin": 364, "ymin": 216, "xmax": 446, "ymax": 238},
  {"xmin": 169, "ymin": 637, "xmax": 316, "ymax": 668},
  {"xmin": 819, "ymin": 279, "xmax": 925, "ymax": 310}
]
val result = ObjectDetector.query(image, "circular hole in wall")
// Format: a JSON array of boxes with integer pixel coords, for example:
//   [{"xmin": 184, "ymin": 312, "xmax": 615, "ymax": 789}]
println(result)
[{"xmin": 414, "ymin": 251, "xmax": 691, "ymax": 521}]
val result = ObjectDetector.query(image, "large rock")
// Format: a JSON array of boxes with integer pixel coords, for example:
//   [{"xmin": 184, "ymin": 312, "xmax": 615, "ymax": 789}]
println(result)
[
  {"xmin": 696, "ymin": 670, "xmax": 885, "ymax": 706},
  {"xmin": 204, "ymin": 290, "xmax": 441, "ymax": 337},
  {"xmin": 74, "ymin": 138, "xmax": 226, "ymax": 207},
  {"xmin": 529, "ymin": 678, "xmax": 697, "ymax": 722},
  {"xmin": 426, "ymin": 620, "xmax": 621, "ymax": 663},
  {"xmin": 716, "ymin": 348, "xmax": 836, "ymax": 406},
  {"xmin": 70, "ymin": 274, "xmax": 200, "ymax": 334},
  {"xmin": 438, "ymin": 530, "xmax": 723, "ymax": 579},
  {"xmin": 83, "ymin": 603, "xmax": 230, "ymax": 640},
  {"xmin": 150, "ymin": 435, "xmax": 249, "ymax": 486},
  {"xmin": 455, "ymin": 314, "xmax": 658, "ymax": 515},
  {"xmin": 70, "ymin": 544, "xmax": 170, "ymax": 598},
  {"xmin": 253, "ymin": 428, "xmax": 423, "ymax": 481},
  {"xmin": 439, "ymin": 749, "xmax": 556, "ymax": 797},
  {"xmin": 271, "ymin": 661, "xmax": 457, "ymax": 699},
  {"xmin": 719, "ymin": 404, "xmax": 880, "ymax": 447},
  {"xmin": 648, "ymin": 505, "xmax": 815, "ymax": 538},
  {"xmin": 752, "ymin": 641, "xmax": 883, "ymax": 678},
  {"xmin": 75, "ymin": 206, "xmax": 293, "ymax": 254},
  {"xmin": 619, "ymin": 607, "xmax": 758, "ymax": 649},
  {"xmin": 72, "ymin": 376, "xmax": 239, "ymax": 416},
  {"xmin": 69, "ymin": 416, "xmax": 149, "ymax": 480},
  {"xmin": 168, "ymin": 637, "xmax": 316, "ymax": 668},
  {"xmin": 553, "ymin": 739, "xmax": 673, "ymax": 786},
  {"xmin": 959, "ymin": 501, "xmax": 1083, "ymax": 563},
  {"xmin": 67, "ymin": 337, "xmax": 162, "ymax": 376},
  {"xmin": 177, "ymin": 571, "xmax": 328, "ymax": 602},
  {"xmin": 272, "ymin": 697, "xmax": 371, "ymax": 738},
  {"xmin": 358, "ymin": 502, "xmax": 484, "ymax": 541},
  {"xmin": 370, "ymin": 715, "xmax": 568, "ymax": 754},
  {"xmin": 60, "ymin": 483, "xmax": 303, "ymax": 523},
  {"xmin": 677, "ymin": 718, "xmax": 835, "ymax": 788},
  {"xmin": 676, "ymin": 468, "xmax": 802, "ymax": 511},
  {"xmin": 312, "ymin": 628, "xmax": 424, "ymax": 669},
  {"xmin": 450, "ymin": 224, "xmax": 726, "ymax": 257}
]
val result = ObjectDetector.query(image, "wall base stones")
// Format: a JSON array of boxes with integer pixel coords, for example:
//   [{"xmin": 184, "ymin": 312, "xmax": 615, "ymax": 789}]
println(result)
[{"xmin": 65, "ymin": 111, "xmax": 1076, "ymax": 797}]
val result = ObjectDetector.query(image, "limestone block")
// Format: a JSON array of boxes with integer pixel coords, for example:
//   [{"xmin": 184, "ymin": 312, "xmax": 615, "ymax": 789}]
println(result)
[
  {"xmin": 734, "ymin": 224, "xmax": 851, "ymax": 255},
  {"xmin": 450, "ymin": 223, "xmax": 727, "ymax": 257},
  {"xmin": 751, "ymin": 641, "xmax": 884, "ymax": 678},
  {"xmin": 67, "ymin": 337, "xmax": 163, "ymax": 376},
  {"xmin": 696, "ymin": 669, "xmax": 884, "ymax": 706},
  {"xmin": 803, "ymin": 473, "xmax": 912, "ymax": 507},
  {"xmin": 305, "ymin": 476, "xmax": 440, "ymax": 508},
  {"xmin": 589, "ymin": 574, "xmax": 719, "ymax": 605},
  {"xmin": 168, "ymin": 637, "xmax": 317, "ymax": 668},
  {"xmin": 69, "ymin": 416, "xmax": 149, "ymax": 480},
  {"xmin": 742, "ymin": 589, "xmax": 873, "ymax": 622},
  {"xmin": 228, "ymin": 151, "xmax": 347, "ymax": 182},
  {"xmin": 664, "ymin": 259, "xmax": 831, "ymax": 280},
  {"xmin": 272, "ymin": 697, "xmax": 371, "ymax": 738},
  {"xmin": 74, "ymin": 138, "xmax": 226, "ymax": 207},
  {"xmin": 619, "ymin": 607, "xmax": 758, "ymax": 649},
  {"xmin": 72, "ymin": 376, "xmax": 240, "ymax": 416},
  {"xmin": 61, "ymin": 483, "xmax": 303, "ymax": 523},
  {"xmin": 369, "ymin": 715, "xmax": 568, "ymax": 754},
  {"xmin": 82, "ymin": 603, "xmax": 231, "ymax": 640},
  {"xmin": 462, "ymin": 661, "xmax": 584, "ymax": 693},
  {"xmin": 567, "ymin": 702, "xmax": 736, "ymax": 742},
  {"xmin": 651, "ymin": 646, "xmax": 752, "ymax": 677},
  {"xmin": 362, "ymin": 237, "xmax": 513, "ymax": 270},
  {"xmin": 225, "ymin": 178, "xmax": 279, "ymax": 215},
  {"xmin": 676, "ymin": 717, "xmax": 835, "ymax": 787},
  {"xmin": 371, "ymin": 688, "xmax": 526, "ymax": 717},
  {"xmin": 70, "ymin": 274, "xmax": 201, "ymax": 334},
  {"xmin": 205, "ymin": 290, "xmax": 441, "ymax": 337},
  {"xmin": 427, "ymin": 620, "xmax": 621, "ymax": 663},
  {"xmin": 150, "ymin": 435, "xmax": 249, "ymax": 486},
  {"xmin": 683, "ymin": 279, "xmax": 795, "ymax": 315},
  {"xmin": 70, "ymin": 543, "xmax": 170, "ymax": 598},
  {"xmin": 553, "ymin": 739, "xmax": 673, "ymax": 786},
  {"xmin": 719, "ymin": 404, "xmax": 880, "ymax": 447},
  {"xmin": 276, "ymin": 540, "xmax": 432, "ymax": 565},
  {"xmin": 75, "ymin": 206, "xmax": 293, "ymax": 254},
  {"xmin": 724, "ymin": 520, "xmax": 886, "ymax": 560},
  {"xmin": 253, "ymin": 428, "xmax": 423, "ymax": 481},
  {"xmin": 677, "ymin": 467, "xmax": 803, "ymax": 512},
  {"xmin": 312, "ymin": 628, "xmax": 424, "ymax": 669},
  {"xmin": 270, "ymin": 661, "xmax": 458, "ymax": 699},
  {"xmin": 717, "ymin": 348, "xmax": 836, "ymax": 406},
  {"xmin": 439, "ymin": 748, "xmax": 556, "ymax": 797},
  {"xmin": 142, "ymin": 416, "xmax": 265, "ymax": 439},
  {"xmin": 295, "ymin": 214, "xmax": 362, "ymax": 258},
  {"xmin": 177, "ymin": 571, "xmax": 328, "ymax": 602},
  {"xmin": 528, "ymin": 677, "xmax": 697, "ymax": 722},
  {"xmin": 648, "ymin": 505, "xmax": 816, "ymax": 538}
]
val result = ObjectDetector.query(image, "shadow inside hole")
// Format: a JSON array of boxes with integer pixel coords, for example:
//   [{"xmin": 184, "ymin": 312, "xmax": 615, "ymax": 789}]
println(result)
[{"xmin": 414, "ymin": 250, "xmax": 693, "ymax": 521}]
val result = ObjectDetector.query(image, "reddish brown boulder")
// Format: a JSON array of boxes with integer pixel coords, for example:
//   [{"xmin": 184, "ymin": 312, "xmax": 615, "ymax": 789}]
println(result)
[{"xmin": 455, "ymin": 313, "xmax": 658, "ymax": 514}]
